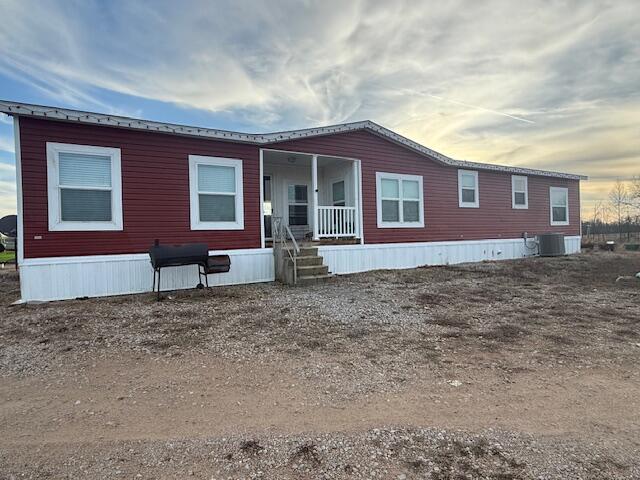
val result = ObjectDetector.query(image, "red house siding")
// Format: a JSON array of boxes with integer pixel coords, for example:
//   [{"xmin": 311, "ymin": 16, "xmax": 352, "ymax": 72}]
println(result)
[
  {"xmin": 19, "ymin": 117, "xmax": 261, "ymax": 259},
  {"xmin": 19, "ymin": 118, "xmax": 580, "ymax": 260},
  {"xmin": 269, "ymin": 131, "xmax": 581, "ymax": 244}
]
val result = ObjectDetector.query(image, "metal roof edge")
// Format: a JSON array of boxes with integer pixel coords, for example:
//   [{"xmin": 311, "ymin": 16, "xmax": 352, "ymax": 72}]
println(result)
[
  {"xmin": 0, "ymin": 100, "xmax": 264, "ymax": 143},
  {"xmin": 0, "ymin": 100, "xmax": 587, "ymax": 180}
]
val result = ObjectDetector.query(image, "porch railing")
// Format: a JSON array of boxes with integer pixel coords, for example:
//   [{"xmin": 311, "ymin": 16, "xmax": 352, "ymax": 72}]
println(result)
[
  {"xmin": 272, "ymin": 216, "xmax": 300, "ymax": 284},
  {"xmin": 317, "ymin": 206, "xmax": 357, "ymax": 238}
]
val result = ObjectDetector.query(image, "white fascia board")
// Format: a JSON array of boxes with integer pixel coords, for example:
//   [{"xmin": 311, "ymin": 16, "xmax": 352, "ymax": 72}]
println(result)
[{"xmin": 0, "ymin": 100, "xmax": 587, "ymax": 181}]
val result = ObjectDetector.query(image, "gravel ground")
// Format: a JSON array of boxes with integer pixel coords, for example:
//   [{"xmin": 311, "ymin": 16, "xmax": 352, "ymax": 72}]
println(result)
[
  {"xmin": 1, "ymin": 251, "xmax": 639, "ymax": 479},
  {"xmin": 3, "ymin": 427, "xmax": 637, "ymax": 480}
]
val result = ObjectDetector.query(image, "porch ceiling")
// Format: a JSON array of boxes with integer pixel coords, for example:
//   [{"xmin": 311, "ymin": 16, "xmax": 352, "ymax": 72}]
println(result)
[
  {"xmin": 263, "ymin": 150, "xmax": 351, "ymax": 168},
  {"xmin": 263, "ymin": 150, "xmax": 312, "ymax": 167}
]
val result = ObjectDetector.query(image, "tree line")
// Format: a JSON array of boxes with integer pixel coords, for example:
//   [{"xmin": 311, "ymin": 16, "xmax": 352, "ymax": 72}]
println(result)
[{"xmin": 582, "ymin": 177, "xmax": 640, "ymax": 241}]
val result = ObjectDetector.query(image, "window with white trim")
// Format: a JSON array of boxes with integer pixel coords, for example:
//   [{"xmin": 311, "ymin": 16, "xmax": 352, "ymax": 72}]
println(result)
[
  {"xmin": 376, "ymin": 172, "xmax": 424, "ymax": 228},
  {"xmin": 550, "ymin": 186, "xmax": 569, "ymax": 226},
  {"xmin": 288, "ymin": 184, "xmax": 309, "ymax": 226},
  {"xmin": 189, "ymin": 155, "xmax": 244, "ymax": 230},
  {"xmin": 512, "ymin": 175, "xmax": 528, "ymax": 209},
  {"xmin": 458, "ymin": 170, "xmax": 479, "ymax": 208},
  {"xmin": 332, "ymin": 180, "xmax": 346, "ymax": 206},
  {"xmin": 46, "ymin": 142, "xmax": 123, "ymax": 231}
]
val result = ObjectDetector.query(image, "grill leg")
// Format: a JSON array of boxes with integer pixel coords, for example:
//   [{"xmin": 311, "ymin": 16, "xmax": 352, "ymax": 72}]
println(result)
[
  {"xmin": 157, "ymin": 268, "xmax": 161, "ymax": 301},
  {"xmin": 196, "ymin": 265, "xmax": 205, "ymax": 289}
]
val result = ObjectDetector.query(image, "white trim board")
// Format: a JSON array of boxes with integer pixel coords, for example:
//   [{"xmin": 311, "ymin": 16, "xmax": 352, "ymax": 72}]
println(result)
[
  {"xmin": 46, "ymin": 142, "xmax": 123, "ymax": 231},
  {"xmin": 18, "ymin": 237, "xmax": 582, "ymax": 302},
  {"xmin": 188, "ymin": 155, "xmax": 244, "ymax": 230},
  {"xmin": 376, "ymin": 171, "xmax": 425, "ymax": 228},
  {"xmin": 550, "ymin": 186, "xmax": 570, "ymax": 226},
  {"xmin": 13, "ymin": 116, "xmax": 24, "ymax": 267},
  {"xmin": 511, "ymin": 175, "xmax": 528, "ymax": 209},
  {"xmin": 458, "ymin": 169, "xmax": 479, "ymax": 208},
  {"xmin": 0, "ymin": 100, "xmax": 587, "ymax": 181},
  {"xmin": 319, "ymin": 236, "xmax": 582, "ymax": 275},
  {"xmin": 19, "ymin": 248, "xmax": 275, "ymax": 302}
]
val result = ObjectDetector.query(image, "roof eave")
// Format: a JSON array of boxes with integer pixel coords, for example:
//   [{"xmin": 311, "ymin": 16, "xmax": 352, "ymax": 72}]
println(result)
[
  {"xmin": 0, "ymin": 100, "xmax": 587, "ymax": 180},
  {"xmin": 359, "ymin": 122, "xmax": 587, "ymax": 180},
  {"xmin": 0, "ymin": 101, "xmax": 264, "ymax": 144}
]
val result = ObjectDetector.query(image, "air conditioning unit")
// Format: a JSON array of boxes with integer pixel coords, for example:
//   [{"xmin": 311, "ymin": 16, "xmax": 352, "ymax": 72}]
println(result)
[{"xmin": 538, "ymin": 233, "xmax": 565, "ymax": 257}]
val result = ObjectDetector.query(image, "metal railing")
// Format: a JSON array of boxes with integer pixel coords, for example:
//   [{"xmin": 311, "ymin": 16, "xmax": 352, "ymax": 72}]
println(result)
[
  {"xmin": 317, "ymin": 206, "xmax": 357, "ymax": 238},
  {"xmin": 272, "ymin": 216, "xmax": 300, "ymax": 284}
]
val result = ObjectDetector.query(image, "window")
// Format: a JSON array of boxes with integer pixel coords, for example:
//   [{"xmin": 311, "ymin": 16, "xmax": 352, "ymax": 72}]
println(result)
[
  {"xmin": 46, "ymin": 142, "xmax": 122, "ymax": 231},
  {"xmin": 550, "ymin": 186, "xmax": 569, "ymax": 226},
  {"xmin": 288, "ymin": 184, "xmax": 309, "ymax": 226},
  {"xmin": 189, "ymin": 155, "xmax": 244, "ymax": 230},
  {"xmin": 512, "ymin": 175, "xmax": 528, "ymax": 209},
  {"xmin": 263, "ymin": 175, "xmax": 272, "ymax": 239},
  {"xmin": 458, "ymin": 170, "xmax": 479, "ymax": 208},
  {"xmin": 376, "ymin": 172, "xmax": 424, "ymax": 228},
  {"xmin": 332, "ymin": 180, "xmax": 345, "ymax": 206}
]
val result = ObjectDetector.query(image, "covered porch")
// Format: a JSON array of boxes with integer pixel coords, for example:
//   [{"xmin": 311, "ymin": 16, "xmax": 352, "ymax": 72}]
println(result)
[{"xmin": 261, "ymin": 149, "xmax": 362, "ymax": 245}]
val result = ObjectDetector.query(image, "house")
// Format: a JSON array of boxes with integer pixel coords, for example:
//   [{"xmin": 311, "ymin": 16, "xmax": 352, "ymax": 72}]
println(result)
[
  {"xmin": 0, "ymin": 233, "xmax": 15, "ymax": 251},
  {"xmin": 1, "ymin": 100, "xmax": 585, "ymax": 302},
  {"xmin": 0, "ymin": 214, "xmax": 17, "ymax": 251}
]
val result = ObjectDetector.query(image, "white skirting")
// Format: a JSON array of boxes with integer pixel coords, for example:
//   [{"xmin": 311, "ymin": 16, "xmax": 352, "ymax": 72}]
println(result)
[
  {"xmin": 319, "ymin": 235, "xmax": 582, "ymax": 275},
  {"xmin": 18, "ymin": 236, "xmax": 581, "ymax": 302},
  {"xmin": 19, "ymin": 248, "xmax": 275, "ymax": 302}
]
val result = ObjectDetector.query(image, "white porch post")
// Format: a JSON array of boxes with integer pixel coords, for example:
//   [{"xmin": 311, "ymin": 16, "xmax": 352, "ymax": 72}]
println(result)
[
  {"xmin": 312, "ymin": 154, "xmax": 319, "ymax": 240},
  {"xmin": 352, "ymin": 159, "xmax": 359, "ymax": 238}
]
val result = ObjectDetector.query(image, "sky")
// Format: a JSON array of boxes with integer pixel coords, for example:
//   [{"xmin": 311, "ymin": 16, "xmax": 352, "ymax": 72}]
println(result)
[{"xmin": 0, "ymin": 0, "xmax": 639, "ymax": 219}]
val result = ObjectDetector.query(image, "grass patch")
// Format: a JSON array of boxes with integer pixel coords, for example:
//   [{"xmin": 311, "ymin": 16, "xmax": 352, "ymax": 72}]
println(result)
[{"xmin": 0, "ymin": 251, "xmax": 15, "ymax": 263}]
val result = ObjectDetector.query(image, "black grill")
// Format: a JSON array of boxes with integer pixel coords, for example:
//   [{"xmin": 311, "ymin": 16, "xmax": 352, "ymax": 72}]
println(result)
[
  {"xmin": 149, "ymin": 240, "xmax": 231, "ymax": 300},
  {"xmin": 149, "ymin": 242, "xmax": 209, "ymax": 269}
]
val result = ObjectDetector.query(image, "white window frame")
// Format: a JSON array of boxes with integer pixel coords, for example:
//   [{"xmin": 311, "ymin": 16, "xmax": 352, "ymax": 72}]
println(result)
[
  {"xmin": 189, "ymin": 155, "xmax": 244, "ymax": 230},
  {"xmin": 549, "ymin": 186, "xmax": 569, "ymax": 226},
  {"xmin": 287, "ymin": 183, "xmax": 309, "ymax": 226},
  {"xmin": 458, "ymin": 169, "xmax": 479, "ymax": 208},
  {"xmin": 511, "ymin": 175, "xmax": 528, "ymax": 209},
  {"xmin": 46, "ymin": 142, "xmax": 123, "ymax": 231},
  {"xmin": 331, "ymin": 179, "xmax": 346, "ymax": 207},
  {"xmin": 376, "ymin": 172, "xmax": 424, "ymax": 228}
]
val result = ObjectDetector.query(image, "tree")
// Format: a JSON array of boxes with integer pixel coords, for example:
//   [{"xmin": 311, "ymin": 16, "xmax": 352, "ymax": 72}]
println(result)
[
  {"xmin": 608, "ymin": 179, "xmax": 630, "ymax": 240},
  {"xmin": 631, "ymin": 177, "xmax": 640, "ymax": 239},
  {"xmin": 631, "ymin": 176, "xmax": 640, "ymax": 207}
]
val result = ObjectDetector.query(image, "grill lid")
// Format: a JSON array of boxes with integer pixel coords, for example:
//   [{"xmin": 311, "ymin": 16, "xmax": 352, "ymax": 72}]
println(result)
[{"xmin": 149, "ymin": 242, "xmax": 209, "ymax": 268}]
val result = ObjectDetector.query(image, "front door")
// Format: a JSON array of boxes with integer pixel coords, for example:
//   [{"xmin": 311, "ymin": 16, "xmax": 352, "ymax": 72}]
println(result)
[
  {"xmin": 263, "ymin": 175, "xmax": 272, "ymax": 239},
  {"xmin": 288, "ymin": 184, "xmax": 309, "ymax": 238}
]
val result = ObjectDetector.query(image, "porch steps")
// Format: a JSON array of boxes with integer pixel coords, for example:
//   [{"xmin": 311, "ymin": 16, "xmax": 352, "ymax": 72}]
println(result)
[
  {"xmin": 286, "ymin": 246, "xmax": 333, "ymax": 285},
  {"xmin": 298, "ymin": 246, "xmax": 319, "ymax": 256},
  {"xmin": 297, "ymin": 273, "xmax": 333, "ymax": 286},
  {"xmin": 297, "ymin": 264, "xmax": 329, "ymax": 276},
  {"xmin": 316, "ymin": 237, "xmax": 361, "ymax": 245},
  {"xmin": 295, "ymin": 255, "xmax": 323, "ymax": 266}
]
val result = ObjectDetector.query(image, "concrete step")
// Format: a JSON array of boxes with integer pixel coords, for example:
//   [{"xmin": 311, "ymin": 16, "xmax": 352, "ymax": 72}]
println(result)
[
  {"xmin": 295, "ymin": 255, "xmax": 323, "ymax": 267},
  {"xmin": 317, "ymin": 237, "xmax": 361, "ymax": 245},
  {"xmin": 296, "ymin": 274, "xmax": 333, "ymax": 286},
  {"xmin": 298, "ymin": 246, "xmax": 319, "ymax": 256},
  {"xmin": 297, "ymin": 264, "xmax": 329, "ymax": 276}
]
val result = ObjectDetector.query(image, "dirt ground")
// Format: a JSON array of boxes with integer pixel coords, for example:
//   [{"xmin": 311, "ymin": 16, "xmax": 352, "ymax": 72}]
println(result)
[{"xmin": 1, "ymin": 251, "xmax": 639, "ymax": 479}]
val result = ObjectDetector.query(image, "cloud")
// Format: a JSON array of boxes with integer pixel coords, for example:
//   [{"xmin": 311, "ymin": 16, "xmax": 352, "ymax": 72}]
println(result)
[
  {"xmin": 0, "ymin": 0, "xmax": 638, "ymax": 216},
  {"xmin": 0, "ymin": 162, "xmax": 16, "ymax": 217},
  {"xmin": 0, "ymin": 134, "xmax": 14, "ymax": 153}
]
